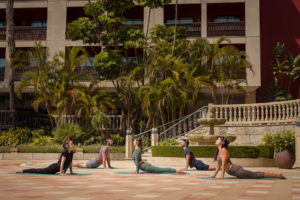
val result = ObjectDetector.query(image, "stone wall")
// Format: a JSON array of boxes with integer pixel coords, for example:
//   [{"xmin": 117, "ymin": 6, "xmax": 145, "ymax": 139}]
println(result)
[{"xmin": 199, "ymin": 124, "xmax": 295, "ymax": 145}]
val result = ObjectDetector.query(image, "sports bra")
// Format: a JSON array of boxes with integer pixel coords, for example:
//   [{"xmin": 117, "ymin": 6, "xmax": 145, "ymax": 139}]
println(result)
[{"xmin": 217, "ymin": 155, "xmax": 231, "ymax": 166}]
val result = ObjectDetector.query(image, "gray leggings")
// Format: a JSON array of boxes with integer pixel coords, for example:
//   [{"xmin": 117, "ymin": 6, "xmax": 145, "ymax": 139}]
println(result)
[
  {"xmin": 227, "ymin": 164, "xmax": 264, "ymax": 178},
  {"xmin": 140, "ymin": 162, "xmax": 176, "ymax": 173}
]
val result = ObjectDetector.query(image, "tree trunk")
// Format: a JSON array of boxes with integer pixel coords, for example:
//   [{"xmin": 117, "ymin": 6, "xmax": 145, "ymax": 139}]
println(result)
[
  {"xmin": 171, "ymin": 0, "xmax": 179, "ymax": 55},
  {"xmin": 6, "ymin": 0, "xmax": 15, "ymax": 127}
]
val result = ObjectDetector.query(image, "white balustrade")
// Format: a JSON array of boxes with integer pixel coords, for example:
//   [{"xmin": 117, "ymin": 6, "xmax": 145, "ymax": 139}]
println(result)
[{"xmin": 210, "ymin": 99, "xmax": 300, "ymax": 125}]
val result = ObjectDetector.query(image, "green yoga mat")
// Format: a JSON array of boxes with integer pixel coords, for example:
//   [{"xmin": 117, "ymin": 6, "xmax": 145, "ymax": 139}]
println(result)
[
  {"xmin": 115, "ymin": 171, "xmax": 189, "ymax": 175},
  {"xmin": 197, "ymin": 177, "xmax": 283, "ymax": 180},
  {"xmin": 11, "ymin": 172, "xmax": 90, "ymax": 176}
]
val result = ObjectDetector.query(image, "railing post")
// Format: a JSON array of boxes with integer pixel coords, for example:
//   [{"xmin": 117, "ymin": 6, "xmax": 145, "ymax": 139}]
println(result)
[
  {"xmin": 151, "ymin": 128, "xmax": 159, "ymax": 147},
  {"xmin": 125, "ymin": 130, "xmax": 132, "ymax": 159},
  {"xmin": 294, "ymin": 117, "xmax": 300, "ymax": 168}
]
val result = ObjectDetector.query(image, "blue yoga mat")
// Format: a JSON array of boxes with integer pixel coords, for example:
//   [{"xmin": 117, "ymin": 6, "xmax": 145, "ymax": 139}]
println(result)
[
  {"xmin": 115, "ymin": 171, "xmax": 189, "ymax": 175},
  {"xmin": 11, "ymin": 172, "xmax": 90, "ymax": 176},
  {"xmin": 197, "ymin": 177, "xmax": 283, "ymax": 180}
]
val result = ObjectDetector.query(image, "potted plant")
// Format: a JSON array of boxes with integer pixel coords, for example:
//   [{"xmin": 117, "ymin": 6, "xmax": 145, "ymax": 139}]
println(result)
[{"xmin": 263, "ymin": 130, "xmax": 295, "ymax": 169}]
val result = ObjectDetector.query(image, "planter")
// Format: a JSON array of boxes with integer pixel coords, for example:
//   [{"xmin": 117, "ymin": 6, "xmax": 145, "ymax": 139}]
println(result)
[{"xmin": 274, "ymin": 150, "xmax": 295, "ymax": 169}]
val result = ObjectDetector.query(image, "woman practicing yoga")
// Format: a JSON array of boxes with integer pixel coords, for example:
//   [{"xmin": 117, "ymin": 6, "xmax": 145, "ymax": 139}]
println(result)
[
  {"xmin": 132, "ymin": 138, "xmax": 184, "ymax": 174},
  {"xmin": 73, "ymin": 139, "xmax": 113, "ymax": 169},
  {"xmin": 210, "ymin": 136, "xmax": 285, "ymax": 179},
  {"xmin": 18, "ymin": 139, "xmax": 75, "ymax": 175}
]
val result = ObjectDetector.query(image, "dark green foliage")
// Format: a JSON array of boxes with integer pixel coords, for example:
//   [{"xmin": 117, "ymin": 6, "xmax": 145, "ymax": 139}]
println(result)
[
  {"xmin": 0, "ymin": 146, "xmax": 10, "ymax": 153},
  {"xmin": 83, "ymin": 144, "xmax": 125, "ymax": 153},
  {"xmin": 110, "ymin": 134, "xmax": 125, "ymax": 146},
  {"xmin": 263, "ymin": 130, "xmax": 295, "ymax": 154},
  {"xmin": 18, "ymin": 144, "xmax": 70, "ymax": 153},
  {"xmin": 151, "ymin": 145, "xmax": 274, "ymax": 158}
]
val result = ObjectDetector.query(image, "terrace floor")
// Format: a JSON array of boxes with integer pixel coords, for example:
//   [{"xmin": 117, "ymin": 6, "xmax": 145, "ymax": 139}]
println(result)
[{"xmin": 0, "ymin": 160, "xmax": 299, "ymax": 200}]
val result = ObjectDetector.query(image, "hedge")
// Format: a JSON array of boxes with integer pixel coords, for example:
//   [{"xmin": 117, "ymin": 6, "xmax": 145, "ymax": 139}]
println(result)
[
  {"xmin": 0, "ymin": 144, "xmax": 125, "ymax": 154},
  {"xmin": 151, "ymin": 145, "xmax": 274, "ymax": 158},
  {"xmin": 83, "ymin": 145, "xmax": 125, "ymax": 153}
]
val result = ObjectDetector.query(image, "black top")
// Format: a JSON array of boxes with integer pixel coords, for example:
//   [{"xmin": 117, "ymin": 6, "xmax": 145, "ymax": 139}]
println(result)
[
  {"xmin": 184, "ymin": 147, "xmax": 196, "ymax": 167},
  {"xmin": 58, "ymin": 149, "xmax": 73, "ymax": 172}
]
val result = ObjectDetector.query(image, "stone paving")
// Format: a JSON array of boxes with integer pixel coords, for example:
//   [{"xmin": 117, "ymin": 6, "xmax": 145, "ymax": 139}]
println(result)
[{"xmin": 1, "ymin": 160, "xmax": 300, "ymax": 200}]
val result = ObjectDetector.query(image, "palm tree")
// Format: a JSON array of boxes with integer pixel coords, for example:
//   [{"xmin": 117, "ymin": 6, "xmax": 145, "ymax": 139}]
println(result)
[
  {"xmin": 74, "ymin": 82, "xmax": 115, "ymax": 123},
  {"xmin": 16, "ymin": 42, "xmax": 56, "ymax": 127},
  {"xmin": 6, "ymin": 0, "xmax": 15, "ymax": 126}
]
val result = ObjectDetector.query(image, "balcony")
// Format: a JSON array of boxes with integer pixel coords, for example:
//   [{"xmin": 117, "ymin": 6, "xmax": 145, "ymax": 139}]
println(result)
[
  {"xmin": 0, "ymin": 26, "xmax": 47, "ymax": 41},
  {"xmin": 165, "ymin": 22, "xmax": 201, "ymax": 37},
  {"xmin": 207, "ymin": 21, "xmax": 245, "ymax": 37},
  {"xmin": 14, "ymin": 67, "xmax": 33, "ymax": 81}
]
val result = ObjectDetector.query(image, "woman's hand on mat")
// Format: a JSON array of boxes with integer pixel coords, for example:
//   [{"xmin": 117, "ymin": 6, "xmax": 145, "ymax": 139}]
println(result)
[
  {"xmin": 209, "ymin": 175, "xmax": 216, "ymax": 178},
  {"xmin": 59, "ymin": 172, "xmax": 66, "ymax": 176},
  {"xmin": 216, "ymin": 176, "xmax": 224, "ymax": 180}
]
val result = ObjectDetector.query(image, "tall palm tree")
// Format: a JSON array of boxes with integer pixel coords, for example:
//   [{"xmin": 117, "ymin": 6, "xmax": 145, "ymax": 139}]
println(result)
[
  {"xmin": 16, "ymin": 42, "xmax": 55, "ymax": 127},
  {"xmin": 6, "ymin": 0, "xmax": 15, "ymax": 126}
]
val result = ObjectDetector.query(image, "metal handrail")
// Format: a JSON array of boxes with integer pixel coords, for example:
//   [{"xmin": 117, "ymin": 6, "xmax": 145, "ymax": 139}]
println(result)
[{"xmin": 159, "ymin": 106, "xmax": 208, "ymax": 139}]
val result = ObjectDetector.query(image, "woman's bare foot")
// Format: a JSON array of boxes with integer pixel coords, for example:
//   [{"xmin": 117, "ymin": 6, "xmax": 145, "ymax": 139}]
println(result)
[{"xmin": 176, "ymin": 169, "xmax": 185, "ymax": 174}]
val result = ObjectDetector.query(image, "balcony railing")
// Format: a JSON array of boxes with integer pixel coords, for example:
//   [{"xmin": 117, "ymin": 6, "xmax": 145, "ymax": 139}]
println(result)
[
  {"xmin": 207, "ymin": 21, "xmax": 245, "ymax": 37},
  {"xmin": 0, "ymin": 26, "xmax": 47, "ymax": 41},
  {"xmin": 210, "ymin": 99, "xmax": 300, "ymax": 125},
  {"xmin": 165, "ymin": 22, "xmax": 201, "ymax": 37},
  {"xmin": 0, "ymin": 110, "xmax": 51, "ymax": 129},
  {"xmin": 0, "ymin": 67, "xmax": 4, "ymax": 81},
  {"xmin": 14, "ymin": 67, "xmax": 33, "ymax": 81}
]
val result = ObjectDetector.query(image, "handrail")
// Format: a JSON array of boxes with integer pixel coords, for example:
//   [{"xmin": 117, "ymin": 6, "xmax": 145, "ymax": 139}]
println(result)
[
  {"xmin": 133, "ymin": 116, "xmax": 185, "ymax": 138},
  {"xmin": 159, "ymin": 106, "xmax": 208, "ymax": 139}
]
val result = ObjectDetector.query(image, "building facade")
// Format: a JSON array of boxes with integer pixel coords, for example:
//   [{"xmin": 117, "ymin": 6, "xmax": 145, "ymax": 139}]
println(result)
[{"xmin": 0, "ymin": 0, "xmax": 297, "ymax": 109}]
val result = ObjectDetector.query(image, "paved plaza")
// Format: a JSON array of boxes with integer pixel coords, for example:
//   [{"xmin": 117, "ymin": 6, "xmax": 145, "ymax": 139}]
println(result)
[{"xmin": 0, "ymin": 160, "xmax": 300, "ymax": 200}]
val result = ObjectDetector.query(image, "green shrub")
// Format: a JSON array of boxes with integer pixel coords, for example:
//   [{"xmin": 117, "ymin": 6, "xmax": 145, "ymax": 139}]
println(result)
[
  {"xmin": 31, "ymin": 129, "xmax": 53, "ymax": 145},
  {"xmin": 159, "ymin": 138, "xmax": 178, "ymax": 146},
  {"xmin": 0, "ymin": 127, "xmax": 32, "ymax": 146},
  {"xmin": 151, "ymin": 145, "xmax": 274, "ymax": 158},
  {"xmin": 110, "ymin": 134, "xmax": 125, "ymax": 146},
  {"xmin": 263, "ymin": 130, "xmax": 295, "ymax": 153},
  {"xmin": 83, "ymin": 144, "xmax": 125, "ymax": 153},
  {"xmin": 0, "ymin": 146, "xmax": 10, "ymax": 153},
  {"xmin": 53, "ymin": 123, "xmax": 83, "ymax": 144}
]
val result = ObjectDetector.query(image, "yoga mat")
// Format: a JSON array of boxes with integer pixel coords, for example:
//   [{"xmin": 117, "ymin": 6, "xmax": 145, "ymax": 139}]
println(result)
[
  {"xmin": 197, "ymin": 177, "xmax": 284, "ymax": 180},
  {"xmin": 11, "ymin": 172, "xmax": 90, "ymax": 176},
  {"xmin": 115, "ymin": 171, "xmax": 190, "ymax": 175},
  {"xmin": 73, "ymin": 167, "xmax": 104, "ymax": 170}
]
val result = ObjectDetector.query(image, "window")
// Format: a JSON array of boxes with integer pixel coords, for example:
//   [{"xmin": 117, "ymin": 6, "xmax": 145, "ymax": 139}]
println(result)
[
  {"xmin": 81, "ymin": 57, "xmax": 96, "ymax": 67},
  {"xmin": 214, "ymin": 16, "xmax": 242, "ymax": 23},
  {"xmin": 0, "ymin": 58, "xmax": 5, "ymax": 67},
  {"xmin": 30, "ymin": 20, "xmax": 47, "ymax": 27},
  {"xmin": 0, "ymin": 21, "xmax": 6, "ymax": 27},
  {"xmin": 122, "ymin": 19, "xmax": 144, "ymax": 25},
  {"xmin": 166, "ymin": 17, "xmax": 194, "ymax": 24}
]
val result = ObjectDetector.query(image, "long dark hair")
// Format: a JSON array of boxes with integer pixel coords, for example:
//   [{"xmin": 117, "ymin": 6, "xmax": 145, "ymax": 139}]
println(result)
[
  {"xmin": 136, "ymin": 138, "xmax": 144, "ymax": 154},
  {"xmin": 213, "ymin": 136, "xmax": 229, "ymax": 161}
]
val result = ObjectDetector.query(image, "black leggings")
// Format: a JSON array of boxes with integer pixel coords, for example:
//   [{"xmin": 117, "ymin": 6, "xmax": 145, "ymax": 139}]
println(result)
[{"xmin": 23, "ymin": 163, "xmax": 60, "ymax": 174}]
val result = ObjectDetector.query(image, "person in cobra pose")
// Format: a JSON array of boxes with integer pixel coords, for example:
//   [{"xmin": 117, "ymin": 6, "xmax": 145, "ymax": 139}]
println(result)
[
  {"xmin": 180, "ymin": 139, "xmax": 216, "ymax": 171},
  {"xmin": 210, "ymin": 136, "xmax": 285, "ymax": 179},
  {"xmin": 73, "ymin": 139, "xmax": 113, "ymax": 169},
  {"xmin": 132, "ymin": 138, "xmax": 185, "ymax": 174},
  {"xmin": 18, "ymin": 139, "xmax": 75, "ymax": 175}
]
